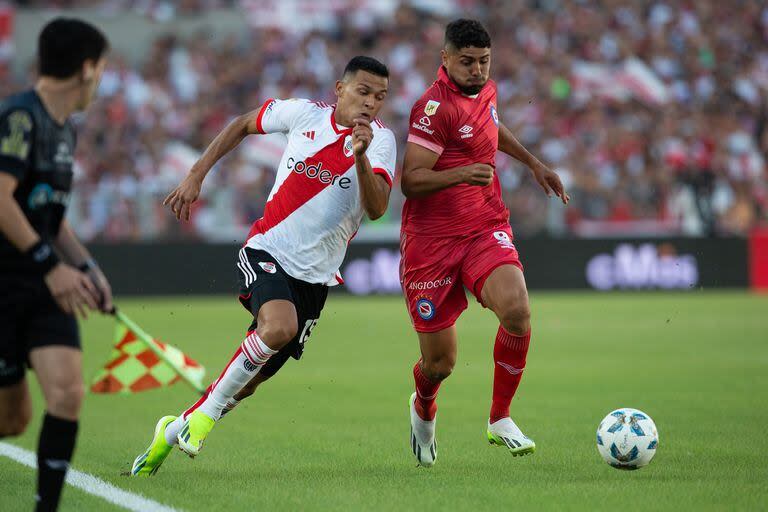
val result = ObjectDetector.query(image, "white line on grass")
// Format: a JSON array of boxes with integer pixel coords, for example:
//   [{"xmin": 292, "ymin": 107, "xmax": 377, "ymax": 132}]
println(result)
[{"xmin": 0, "ymin": 441, "xmax": 182, "ymax": 512}]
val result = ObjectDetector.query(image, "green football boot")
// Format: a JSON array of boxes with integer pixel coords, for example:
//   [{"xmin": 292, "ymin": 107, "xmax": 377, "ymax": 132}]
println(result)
[
  {"xmin": 177, "ymin": 410, "xmax": 215, "ymax": 458},
  {"xmin": 131, "ymin": 415, "xmax": 177, "ymax": 476}
]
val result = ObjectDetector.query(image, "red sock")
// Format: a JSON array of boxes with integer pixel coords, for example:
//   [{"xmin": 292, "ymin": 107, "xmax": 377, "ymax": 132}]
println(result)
[
  {"xmin": 413, "ymin": 360, "xmax": 440, "ymax": 421},
  {"xmin": 490, "ymin": 327, "xmax": 531, "ymax": 423}
]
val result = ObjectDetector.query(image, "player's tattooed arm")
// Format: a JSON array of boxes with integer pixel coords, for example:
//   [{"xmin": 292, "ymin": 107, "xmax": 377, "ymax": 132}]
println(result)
[
  {"xmin": 401, "ymin": 143, "xmax": 494, "ymax": 198},
  {"xmin": 352, "ymin": 118, "xmax": 389, "ymax": 220},
  {"xmin": 164, "ymin": 111, "xmax": 257, "ymax": 221},
  {"xmin": 498, "ymin": 121, "xmax": 569, "ymax": 204}
]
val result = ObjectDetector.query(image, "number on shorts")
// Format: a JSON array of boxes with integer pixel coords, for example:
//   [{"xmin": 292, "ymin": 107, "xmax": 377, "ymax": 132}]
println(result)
[{"xmin": 299, "ymin": 319, "xmax": 318, "ymax": 346}]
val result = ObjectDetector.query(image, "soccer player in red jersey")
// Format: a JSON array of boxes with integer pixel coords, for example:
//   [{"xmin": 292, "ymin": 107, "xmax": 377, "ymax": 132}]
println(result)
[{"xmin": 401, "ymin": 19, "xmax": 569, "ymax": 466}]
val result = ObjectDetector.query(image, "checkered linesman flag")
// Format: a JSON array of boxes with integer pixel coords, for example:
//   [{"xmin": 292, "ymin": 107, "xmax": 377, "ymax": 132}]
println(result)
[{"xmin": 91, "ymin": 309, "xmax": 205, "ymax": 394}]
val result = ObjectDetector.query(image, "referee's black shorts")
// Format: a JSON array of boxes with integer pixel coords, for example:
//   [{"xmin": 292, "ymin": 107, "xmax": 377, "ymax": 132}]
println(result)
[{"xmin": 0, "ymin": 274, "xmax": 80, "ymax": 387}]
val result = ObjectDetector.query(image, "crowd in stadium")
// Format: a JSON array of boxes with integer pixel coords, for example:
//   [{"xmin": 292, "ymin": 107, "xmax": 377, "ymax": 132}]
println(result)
[{"xmin": 4, "ymin": 0, "xmax": 768, "ymax": 240}]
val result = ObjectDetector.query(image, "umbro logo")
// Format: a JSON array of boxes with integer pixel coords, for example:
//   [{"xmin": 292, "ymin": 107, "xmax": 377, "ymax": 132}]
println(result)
[
  {"xmin": 496, "ymin": 361, "xmax": 524, "ymax": 375},
  {"xmin": 302, "ymin": 131, "xmax": 316, "ymax": 140},
  {"xmin": 459, "ymin": 125, "xmax": 473, "ymax": 138}
]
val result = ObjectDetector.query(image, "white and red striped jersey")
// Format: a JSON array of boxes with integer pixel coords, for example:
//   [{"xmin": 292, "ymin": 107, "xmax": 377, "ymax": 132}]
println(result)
[{"xmin": 244, "ymin": 98, "xmax": 396, "ymax": 285}]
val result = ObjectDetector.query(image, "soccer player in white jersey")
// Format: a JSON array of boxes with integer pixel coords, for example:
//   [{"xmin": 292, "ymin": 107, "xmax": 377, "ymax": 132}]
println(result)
[{"xmin": 130, "ymin": 56, "xmax": 395, "ymax": 475}]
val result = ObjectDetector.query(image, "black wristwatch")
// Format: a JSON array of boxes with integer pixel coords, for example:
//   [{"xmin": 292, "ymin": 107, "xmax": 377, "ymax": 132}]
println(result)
[{"xmin": 77, "ymin": 258, "xmax": 98, "ymax": 273}]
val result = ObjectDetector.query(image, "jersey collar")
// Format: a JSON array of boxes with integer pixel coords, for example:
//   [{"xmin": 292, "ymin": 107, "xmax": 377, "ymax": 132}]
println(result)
[
  {"xmin": 437, "ymin": 66, "xmax": 482, "ymax": 98},
  {"xmin": 330, "ymin": 105, "xmax": 353, "ymax": 135}
]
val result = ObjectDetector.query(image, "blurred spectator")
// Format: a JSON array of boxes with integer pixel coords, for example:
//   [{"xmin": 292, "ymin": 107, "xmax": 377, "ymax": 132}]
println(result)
[{"xmin": 5, "ymin": 0, "xmax": 768, "ymax": 240}]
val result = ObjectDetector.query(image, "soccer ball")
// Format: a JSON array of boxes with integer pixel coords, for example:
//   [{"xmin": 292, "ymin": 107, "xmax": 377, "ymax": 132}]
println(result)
[{"xmin": 596, "ymin": 408, "xmax": 658, "ymax": 470}]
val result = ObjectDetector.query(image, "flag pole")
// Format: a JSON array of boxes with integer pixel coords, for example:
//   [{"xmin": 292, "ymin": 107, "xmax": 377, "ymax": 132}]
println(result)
[{"xmin": 109, "ymin": 307, "xmax": 206, "ymax": 394}]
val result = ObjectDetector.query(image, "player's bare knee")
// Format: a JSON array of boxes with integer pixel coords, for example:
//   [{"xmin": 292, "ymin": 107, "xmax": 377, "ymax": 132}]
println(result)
[
  {"xmin": 500, "ymin": 304, "xmax": 531, "ymax": 335},
  {"xmin": 47, "ymin": 381, "xmax": 84, "ymax": 418},
  {"xmin": 423, "ymin": 356, "xmax": 455, "ymax": 382},
  {"xmin": 259, "ymin": 321, "xmax": 297, "ymax": 350}
]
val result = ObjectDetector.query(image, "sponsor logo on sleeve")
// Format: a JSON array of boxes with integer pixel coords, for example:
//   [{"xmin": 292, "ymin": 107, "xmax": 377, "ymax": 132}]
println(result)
[
  {"xmin": 27, "ymin": 184, "xmax": 70, "ymax": 210},
  {"xmin": 412, "ymin": 116, "xmax": 435, "ymax": 135},
  {"xmin": 424, "ymin": 100, "xmax": 440, "ymax": 116},
  {"xmin": 0, "ymin": 110, "xmax": 32, "ymax": 160}
]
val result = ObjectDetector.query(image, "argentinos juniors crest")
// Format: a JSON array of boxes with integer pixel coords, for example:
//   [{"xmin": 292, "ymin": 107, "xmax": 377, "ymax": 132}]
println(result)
[{"xmin": 415, "ymin": 296, "xmax": 435, "ymax": 321}]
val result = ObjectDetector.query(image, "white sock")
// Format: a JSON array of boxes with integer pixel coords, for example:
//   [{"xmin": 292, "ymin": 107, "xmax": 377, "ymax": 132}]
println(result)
[
  {"xmin": 164, "ymin": 417, "xmax": 183, "ymax": 445},
  {"xmin": 195, "ymin": 332, "xmax": 276, "ymax": 421},
  {"xmin": 220, "ymin": 398, "xmax": 241, "ymax": 418}
]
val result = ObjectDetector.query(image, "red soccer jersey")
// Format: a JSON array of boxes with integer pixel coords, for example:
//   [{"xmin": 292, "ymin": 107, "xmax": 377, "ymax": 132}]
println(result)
[{"xmin": 402, "ymin": 66, "xmax": 509, "ymax": 237}]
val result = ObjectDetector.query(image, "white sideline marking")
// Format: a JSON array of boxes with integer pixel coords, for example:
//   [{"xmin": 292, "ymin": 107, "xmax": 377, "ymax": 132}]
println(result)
[{"xmin": 0, "ymin": 441, "xmax": 182, "ymax": 512}]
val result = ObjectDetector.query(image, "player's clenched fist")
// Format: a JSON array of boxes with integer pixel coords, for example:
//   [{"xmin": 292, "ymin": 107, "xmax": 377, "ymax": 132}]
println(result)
[
  {"xmin": 163, "ymin": 173, "xmax": 203, "ymax": 221},
  {"xmin": 352, "ymin": 117, "xmax": 374, "ymax": 156},
  {"xmin": 460, "ymin": 163, "xmax": 494, "ymax": 186}
]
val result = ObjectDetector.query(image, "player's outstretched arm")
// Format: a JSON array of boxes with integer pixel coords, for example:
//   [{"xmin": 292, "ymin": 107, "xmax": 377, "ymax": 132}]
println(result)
[
  {"xmin": 498, "ymin": 121, "xmax": 569, "ymax": 204},
  {"xmin": 164, "ymin": 110, "xmax": 260, "ymax": 221},
  {"xmin": 401, "ymin": 142, "xmax": 494, "ymax": 198}
]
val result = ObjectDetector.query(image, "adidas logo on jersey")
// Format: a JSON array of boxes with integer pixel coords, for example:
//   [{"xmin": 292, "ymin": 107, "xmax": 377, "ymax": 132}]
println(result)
[
  {"xmin": 459, "ymin": 125, "xmax": 474, "ymax": 138},
  {"xmin": 303, "ymin": 131, "xmax": 316, "ymax": 140}
]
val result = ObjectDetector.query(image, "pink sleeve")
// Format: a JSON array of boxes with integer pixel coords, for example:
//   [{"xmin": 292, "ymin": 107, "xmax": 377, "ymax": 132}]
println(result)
[{"xmin": 406, "ymin": 97, "xmax": 450, "ymax": 156}]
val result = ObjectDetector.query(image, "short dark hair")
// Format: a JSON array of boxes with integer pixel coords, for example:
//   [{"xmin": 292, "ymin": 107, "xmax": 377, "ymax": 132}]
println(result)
[
  {"xmin": 445, "ymin": 19, "xmax": 491, "ymax": 50},
  {"xmin": 343, "ymin": 56, "xmax": 389, "ymax": 80},
  {"xmin": 38, "ymin": 18, "xmax": 109, "ymax": 79}
]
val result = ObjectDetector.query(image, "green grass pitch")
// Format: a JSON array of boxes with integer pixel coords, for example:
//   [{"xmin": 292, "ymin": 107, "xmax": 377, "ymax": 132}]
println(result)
[{"xmin": 1, "ymin": 292, "xmax": 767, "ymax": 511}]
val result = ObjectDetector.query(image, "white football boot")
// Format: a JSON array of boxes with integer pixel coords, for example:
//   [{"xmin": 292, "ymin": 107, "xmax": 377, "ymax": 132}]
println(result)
[
  {"xmin": 487, "ymin": 417, "xmax": 536, "ymax": 456},
  {"xmin": 409, "ymin": 392, "xmax": 437, "ymax": 467}
]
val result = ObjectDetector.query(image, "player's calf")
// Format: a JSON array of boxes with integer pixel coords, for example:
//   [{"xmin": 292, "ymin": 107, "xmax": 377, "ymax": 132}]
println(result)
[
  {"xmin": 0, "ymin": 383, "xmax": 32, "ymax": 437},
  {"xmin": 0, "ymin": 411, "xmax": 31, "ymax": 437}
]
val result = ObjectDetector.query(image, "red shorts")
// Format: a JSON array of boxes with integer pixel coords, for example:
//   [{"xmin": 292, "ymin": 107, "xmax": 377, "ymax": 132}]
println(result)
[{"xmin": 399, "ymin": 224, "xmax": 523, "ymax": 333}]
